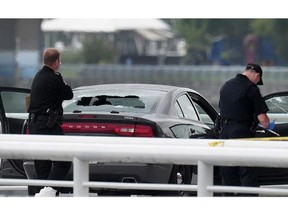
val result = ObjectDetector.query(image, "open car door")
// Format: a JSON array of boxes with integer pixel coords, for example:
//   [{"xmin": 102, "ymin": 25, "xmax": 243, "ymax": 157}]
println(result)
[
  {"xmin": 264, "ymin": 91, "xmax": 288, "ymax": 136},
  {"xmin": 0, "ymin": 87, "xmax": 30, "ymax": 178},
  {"xmin": 262, "ymin": 91, "xmax": 288, "ymax": 137},
  {"xmin": 253, "ymin": 91, "xmax": 288, "ymax": 185}
]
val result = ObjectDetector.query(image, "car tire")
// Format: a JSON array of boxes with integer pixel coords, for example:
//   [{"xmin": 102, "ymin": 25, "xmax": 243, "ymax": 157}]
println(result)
[{"xmin": 8, "ymin": 159, "xmax": 26, "ymax": 176}]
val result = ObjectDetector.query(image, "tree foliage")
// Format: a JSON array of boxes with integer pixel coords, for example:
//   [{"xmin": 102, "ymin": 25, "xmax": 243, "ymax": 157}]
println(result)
[
  {"xmin": 82, "ymin": 35, "xmax": 117, "ymax": 64},
  {"xmin": 171, "ymin": 19, "xmax": 288, "ymax": 65}
]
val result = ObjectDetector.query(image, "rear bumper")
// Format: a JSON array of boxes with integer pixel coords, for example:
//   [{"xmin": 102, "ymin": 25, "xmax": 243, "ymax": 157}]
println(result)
[{"xmin": 23, "ymin": 161, "xmax": 172, "ymax": 184}]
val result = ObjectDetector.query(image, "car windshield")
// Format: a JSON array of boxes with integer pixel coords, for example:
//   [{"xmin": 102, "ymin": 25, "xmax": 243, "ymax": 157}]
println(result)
[{"xmin": 62, "ymin": 88, "xmax": 165, "ymax": 114}]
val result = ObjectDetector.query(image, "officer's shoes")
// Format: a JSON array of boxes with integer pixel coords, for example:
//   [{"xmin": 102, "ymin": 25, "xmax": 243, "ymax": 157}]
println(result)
[{"xmin": 35, "ymin": 187, "xmax": 57, "ymax": 197}]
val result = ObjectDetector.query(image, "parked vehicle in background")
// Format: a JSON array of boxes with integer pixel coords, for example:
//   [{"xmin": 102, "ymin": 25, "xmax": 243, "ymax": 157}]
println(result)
[{"xmin": 1, "ymin": 85, "xmax": 288, "ymax": 195}]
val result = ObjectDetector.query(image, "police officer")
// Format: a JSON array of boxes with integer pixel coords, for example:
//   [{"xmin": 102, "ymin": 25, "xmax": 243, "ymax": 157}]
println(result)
[
  {"xmin": 28, "ymin": 48, "xmax": 73, "ymax": 196},
  {"xmin": 218, "ymin": 63, "xmax": 274, "ymax": 196}
]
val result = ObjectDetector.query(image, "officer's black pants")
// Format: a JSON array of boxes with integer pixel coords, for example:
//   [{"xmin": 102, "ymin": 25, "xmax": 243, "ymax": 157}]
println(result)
[
  {"xmin": 28, "ymin": 119, "xmax": 71, "ymax": 196},
  {"xmin": 219, "ymin": 122, "xmax": 258, "ymax": 196}
]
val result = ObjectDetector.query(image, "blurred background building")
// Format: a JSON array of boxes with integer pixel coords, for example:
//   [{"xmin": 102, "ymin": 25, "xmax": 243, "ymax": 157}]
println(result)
[
  {"xmin": 41, "ymin": 18, "xmax": 187, "ymax": 65},
  {"xmin": 1, "ymin": 18, "xmax": 287, "ymax": 80}
]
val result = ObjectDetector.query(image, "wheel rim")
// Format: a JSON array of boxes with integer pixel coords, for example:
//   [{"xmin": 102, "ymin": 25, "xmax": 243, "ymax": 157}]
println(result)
[{"xmin": 176, "ymin": 166, "xmax": 190, "ymax": 196}]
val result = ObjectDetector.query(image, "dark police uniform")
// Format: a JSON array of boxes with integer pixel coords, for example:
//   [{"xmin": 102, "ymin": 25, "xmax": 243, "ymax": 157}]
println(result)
[
  {"xmin": 28, "ymin": 65, "xmax": 73, "ymax": 195},
  {"xmin": 218, "ymin": 73, "xmax": 269, "ymax": 196}
]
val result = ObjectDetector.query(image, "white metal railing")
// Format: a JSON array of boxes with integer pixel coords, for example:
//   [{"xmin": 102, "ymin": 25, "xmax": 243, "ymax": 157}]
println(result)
[{"xmin": 1, "ymin": 134, "xmax": 288, "ymax": 197}]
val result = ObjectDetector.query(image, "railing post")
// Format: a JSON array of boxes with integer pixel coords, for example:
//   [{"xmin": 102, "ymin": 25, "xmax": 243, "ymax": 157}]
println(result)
[
  {"xmin": 73, "ymin": 157, "xmax": 89, "ymax": 197},
  {"xmin": 197, "ymin": 160, "xmax": 213, "ymax": 197}
]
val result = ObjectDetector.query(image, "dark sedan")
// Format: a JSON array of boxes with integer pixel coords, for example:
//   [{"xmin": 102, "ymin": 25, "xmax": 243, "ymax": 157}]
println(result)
[
  {"xmin": 25, "ymin": 84, "xmax": 219, "ymax": 195},
  {"xmin": 0, "ymin": 84, "xmax": 217, "ymax": 195}
]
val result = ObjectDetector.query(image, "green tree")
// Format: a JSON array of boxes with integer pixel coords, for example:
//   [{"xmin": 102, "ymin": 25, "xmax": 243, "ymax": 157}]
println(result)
[
  {"xmin": 170, "ymin": 19, "xmax": 253, "ymax": 64},
  {"xmin": 273, "ymin": 20, "xmax": 288, "ymax": 62},
  {"xmin": 82, "ymin": 34, "xmax": 117, "ymax": 64},
  {"xmin": 169, "ymin": 19, "xmax": 211, "ymax": 64}
]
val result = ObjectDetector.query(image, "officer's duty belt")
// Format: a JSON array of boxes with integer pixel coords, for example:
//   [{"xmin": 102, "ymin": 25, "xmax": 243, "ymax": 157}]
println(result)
[
  {"xmin": 223, "ymin": 118, "xmax": 251, "ymax": 126},
  {"xmin": 29, "ymin": 113, "xmax": 49, "ymax": 121}
]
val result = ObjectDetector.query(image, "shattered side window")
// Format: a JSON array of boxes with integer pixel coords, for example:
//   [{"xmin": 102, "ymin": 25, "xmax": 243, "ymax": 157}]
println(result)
[{"xmin": 266, "ymin": 96, "xmax": 288, "ymax": 113}]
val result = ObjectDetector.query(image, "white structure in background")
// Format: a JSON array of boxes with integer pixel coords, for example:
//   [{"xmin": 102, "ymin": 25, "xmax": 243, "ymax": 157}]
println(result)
[{"xmin": 41, "ymin": 19, "xmax": 187, "ymax": 64}]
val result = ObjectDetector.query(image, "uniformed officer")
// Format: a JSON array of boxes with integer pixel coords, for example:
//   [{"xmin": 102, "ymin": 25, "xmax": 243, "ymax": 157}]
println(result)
[
  {"xmin": 218, "ymin": 63, "xmax": 274, "ymax": 196},
  {"xmin": 28, "ymin": 48, "xmax": 73, "ymax": 196}
]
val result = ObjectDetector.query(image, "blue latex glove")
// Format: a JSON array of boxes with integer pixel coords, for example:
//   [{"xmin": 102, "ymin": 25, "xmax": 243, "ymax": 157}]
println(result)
[
  {"xmin": 268, "ymin": 120, "xmax": 276, "ymax": 130},
  {"xmin": 258, "ymin": 120, "xmax": 276, "ymax": 130}
]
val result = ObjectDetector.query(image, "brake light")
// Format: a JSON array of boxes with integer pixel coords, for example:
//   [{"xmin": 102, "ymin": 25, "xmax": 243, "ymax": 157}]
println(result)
[
  {"xmin": 134, "ymin": 124, "xmax": 154, "ymax": 137},
  {"xmin": 61, "ymin": 122, "xmax": 154, "ymax": 137}
]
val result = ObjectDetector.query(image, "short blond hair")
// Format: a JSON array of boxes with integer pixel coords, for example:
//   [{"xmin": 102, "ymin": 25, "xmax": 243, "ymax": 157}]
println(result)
[{"xmin": 43, "ymin": 48, "xmax": 60, "ymax": 66}]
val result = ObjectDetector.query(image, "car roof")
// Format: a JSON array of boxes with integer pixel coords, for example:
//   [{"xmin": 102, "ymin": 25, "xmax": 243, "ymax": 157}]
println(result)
[{"xmin": 73, "ymin": 83, "xmax": 199, "ymax": 94}]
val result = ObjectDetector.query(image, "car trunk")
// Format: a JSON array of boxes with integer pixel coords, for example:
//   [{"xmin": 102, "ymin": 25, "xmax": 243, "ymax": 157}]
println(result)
[{"xmin": 61, "ymin": 113, "xmax": 158, "ymax": 137}]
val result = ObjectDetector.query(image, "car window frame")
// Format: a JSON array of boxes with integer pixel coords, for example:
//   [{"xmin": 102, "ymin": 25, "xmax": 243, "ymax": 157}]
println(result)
[
  {"xmin": 188, "ymin": 91, "xmax": 219, "ymax": 127},
  {"xmin": 175, "ymin": 93, "xmax": 200, "ymax": 121}
]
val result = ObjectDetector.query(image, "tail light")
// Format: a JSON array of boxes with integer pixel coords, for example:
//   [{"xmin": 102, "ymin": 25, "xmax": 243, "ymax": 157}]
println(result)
[{"xmin": 61, "ymin": 122, "xmax": 154, "ymax": 137}]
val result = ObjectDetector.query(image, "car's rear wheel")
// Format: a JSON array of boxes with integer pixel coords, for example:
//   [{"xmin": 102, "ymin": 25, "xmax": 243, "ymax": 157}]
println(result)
[
  {"xmin": 7, "ymin": 159, "xmax": 26, "ymax": 176},
  {"xmin": 168, "ymin": 165, "xmax": 193, "ymax": 196}
]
